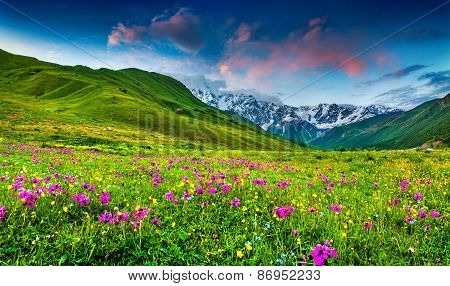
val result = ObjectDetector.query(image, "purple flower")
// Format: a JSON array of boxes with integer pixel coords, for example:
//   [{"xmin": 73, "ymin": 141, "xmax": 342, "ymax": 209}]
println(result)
[
  {"xmin": 71, "ymin": 193, "xmax": 90, "ymax": 207},
  {"xmin": 431, "ymin": 211, "xmax": 440, "ymax": 218},
  {"xmin": 292, "ymin": 229, "xmax": 299, "ymax": 236},
  {"xmin": 310, "ymin": 240, "xmax": 339, "ymax": 266},
  {"xmin": 81, "ymin": 183, "xmax": 96, "ymax": 192},
  {"xmin": 0, "ymin": 206, "xmax": 6, "ymax": 223},
  {"xmin": 276, "ymin": 180, "xmax": 290, "ymax": 189},
  {"xmin": 99, "ymin": 191, "xmax": 111, "ymax": 206},
  {"xmin": 229, "ymin": 197, "xmax": 241, "ymax": 208},
  {"xmin": 48, "ymin": 183, "xmax": 63, "ymax": 194},
  {"xmin": 253, "ymin": 178, "xmax": 266, "ymax": 185},
  {"xmin": 98, "ymin": 210, "xmax": 129, "ymax": 225},
  {"xmin": 18, "ymin": 190, "xmax": 40, "ymax": 208},
  {"xmin": 418, "ymin": 210, "xmax": 428, "ymax": 219},
  {"xmin": 209, "ymin": 187, "xmax": 217, "ymax": 194},
  {"xmin": 413, "ymin": 193, "xmax": 424, "ymax": 201},
  {"xmin": 221, "ymin": 184, "xmax": 231, "ymax": 194},
  {"xmin": 164, "ymin": 192, "xmax": 174, "ymax": 200},
  {"xmin": 133, "ymin": 207, "xmax": 149, "ymax": 220},
  {"xmin": 272, "ymin": 206, "xmax": 297, "ymax": 219},
  {"xmin": 195, "ymin": 187, "xmax": 205, "ymax": 195},
  {"xmin": 329, "ymin": 204, "xmax": 342, "ymax": 214},
  {"xmin": 373, "ymin": 183, "xmax": 379, "ymax": 188},
  {"xmin": 391, "ymin": 197, "xmax": 401, "ymax": 206},
  {"xmin": 363, "ymin": 222, "xmax": 373, "ymax": 231},
  {"xmin": 399, "ymin": 179, "xmax": 410, "ymax": 191},
  {"xmin": 150, "ymin": 217, "xmax": 161, "ymax": 227}
]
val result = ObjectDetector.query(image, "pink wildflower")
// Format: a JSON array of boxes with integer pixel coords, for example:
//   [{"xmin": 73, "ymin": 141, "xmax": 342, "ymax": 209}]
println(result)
[
  {"xmin": 310, "ymin": 240, "xmax": 338, "ymax": 266},
  {"xmin": 272, "ymin": 205, "xmax": 297, "ymax": 219},
  {"xmin": 229, "ymin": 197, "xmax": 241, "ymax": 208},
  {"xmin": 329, "ymin": 204, "xmax": 342, "ymax": 214},
  {"xmin": 99, "ymin": 191, "xmax": 111, "ymax": 206},
  {"xmin": 413, "ymin": 193, "xmax": 423, "ymax": 201},
  {"xmin": 71, "ymin": 193, "xmax": 90, "ymax": 206},
  {"xmin": 0, "ymin": 206, "xmax": 6, "ymax": 223}
]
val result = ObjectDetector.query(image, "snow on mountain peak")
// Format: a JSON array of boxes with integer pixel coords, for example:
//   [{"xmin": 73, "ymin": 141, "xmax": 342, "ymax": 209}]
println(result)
[{"xmin": 176, "ymin": 76, "xmax": 402, "ymax": 143}]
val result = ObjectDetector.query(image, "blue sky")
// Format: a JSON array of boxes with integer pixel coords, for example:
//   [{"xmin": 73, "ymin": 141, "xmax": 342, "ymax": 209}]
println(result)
[{"xmin": 0, "ymin": 0, "xmax": 449, "ymax": 108}]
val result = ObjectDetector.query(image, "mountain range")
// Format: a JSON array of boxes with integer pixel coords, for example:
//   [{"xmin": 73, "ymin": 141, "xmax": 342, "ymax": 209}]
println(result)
[
  {"xmin": 188, "ymin": 86, "xmax": 401, "ymax": 143},
  {"xmin": 179, "ymin": 77, "xmax": 448, "ymax": 149}
]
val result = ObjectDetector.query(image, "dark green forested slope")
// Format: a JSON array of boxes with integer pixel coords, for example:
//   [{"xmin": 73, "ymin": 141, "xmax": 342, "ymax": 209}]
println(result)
[{"xmin": 310, "ymin": 94, "xmax": 449, "ymax": 149}]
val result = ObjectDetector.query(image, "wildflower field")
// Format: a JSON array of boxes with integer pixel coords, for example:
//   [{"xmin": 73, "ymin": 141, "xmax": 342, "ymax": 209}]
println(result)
[{"xmin": 0, "ymin": 144, "xmax": 448, "ymax": 266}]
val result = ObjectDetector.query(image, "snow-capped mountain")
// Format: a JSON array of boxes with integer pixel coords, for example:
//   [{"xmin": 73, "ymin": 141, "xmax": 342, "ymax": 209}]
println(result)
[
  {"xmin": 172, "ymin": 74, "xmax": 402, "ymax": 143},
  {"xmin": 190, "ymin": 88, "xmax": 401, "ymax": 143}
]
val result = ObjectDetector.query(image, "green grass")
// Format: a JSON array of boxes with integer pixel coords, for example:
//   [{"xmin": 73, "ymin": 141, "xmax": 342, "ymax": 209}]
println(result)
[
  {"xmin": 0, "ymin": 144, "xmax": 448, "ymax": 265},
  {"xmin": 0, "ymin": 49, "xmax": 300, "ymax": 151}
]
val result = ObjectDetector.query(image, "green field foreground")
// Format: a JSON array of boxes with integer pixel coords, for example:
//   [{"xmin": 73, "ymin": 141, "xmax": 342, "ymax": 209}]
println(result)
[{"xmin": 0, "ymin": 144, "xmax": 448, "ymax": 265}]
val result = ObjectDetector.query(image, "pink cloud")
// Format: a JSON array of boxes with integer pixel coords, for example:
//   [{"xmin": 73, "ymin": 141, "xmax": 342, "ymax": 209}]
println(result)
[
  {"xmin": 233, "ymin": 23, "xmax": 259, "ymax": 44},
  {"xmin": 303, "ymin": 26, "xmax": 322, "ymax": 41},
  {"xmin": 108, "ymin": 23, "xmax": 143, "ymax": 46},
  {"xmin": 308, "ymin": 16, "xmax": 328, "ymax": 27},
  {"xmin": 218, "ymin": 18, "xmax": 369, "ymax": 89},
  {"xmin": 107, "ymin": 8, "xmax": 204, "ymax": 52},
  {"xmin": 371, "ymin": 52, "xmax": 399, "ymax": 70}
]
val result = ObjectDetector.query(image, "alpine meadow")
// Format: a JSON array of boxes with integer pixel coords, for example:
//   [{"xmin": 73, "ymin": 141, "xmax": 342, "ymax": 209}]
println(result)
[{"xmin": 0, "ymin": 0, "xmax": 449, "ymax": 270}]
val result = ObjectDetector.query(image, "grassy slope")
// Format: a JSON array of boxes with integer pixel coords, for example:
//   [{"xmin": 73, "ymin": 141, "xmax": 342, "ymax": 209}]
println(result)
[
  {"xmin": 310, "ymin": 94, "xmax": 450, "ymax": 149},
  {"xmin": 0, "ymin": 49, "xmax": 300, "ymax": 151}
]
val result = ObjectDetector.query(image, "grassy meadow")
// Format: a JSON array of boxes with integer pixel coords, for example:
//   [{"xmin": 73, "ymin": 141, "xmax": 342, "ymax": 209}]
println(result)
[{"xmin": 0, "ymin": 144, "xmax": 448, "ymax": 266}]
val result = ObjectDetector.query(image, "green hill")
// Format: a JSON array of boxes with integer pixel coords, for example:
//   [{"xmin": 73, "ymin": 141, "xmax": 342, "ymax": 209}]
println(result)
[
  {"xmin": 310, "ymin": 94, "xmax": 450, "ymax": 149},
  {"xmin": 0, "ymin": 49, "xmax": 299, "ymax": 151}
]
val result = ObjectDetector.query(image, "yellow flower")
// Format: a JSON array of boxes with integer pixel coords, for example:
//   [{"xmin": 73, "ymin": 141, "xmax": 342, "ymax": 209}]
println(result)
[
  {"xmin": 341, "ymin": 232, "xmax": 347, "ymax": 238},
  {"xmin": 7, "ymin": 185, "xmax": 12, "ymax": 190},
  {"xmin": 242, "ymin": 206, "xmax": 247, "ymax": 212},
  {"xmin": 63, "ymin": 206, "xmax": 68, "ymax": 213},
  {"xmin": 312, "ymin": 194, "xmax": 317, "ymax": 198},
  {"xmin": 237, "ymin": 250, "xmax": 244, "ymax": 258},
  {"xmin": 50, "ymin": 201, "xmax": 55, "ymax": 206},
  {"xmin": 246, "ymin": 244, "xmax": 252, "ymax": 251},
  {"xmin": 171, "ymin": 222, "xmax": 176, "ymax": 227},
  {"xmin": 296, "ymin": 237, "xmax": 301, "ymax": 244}
]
